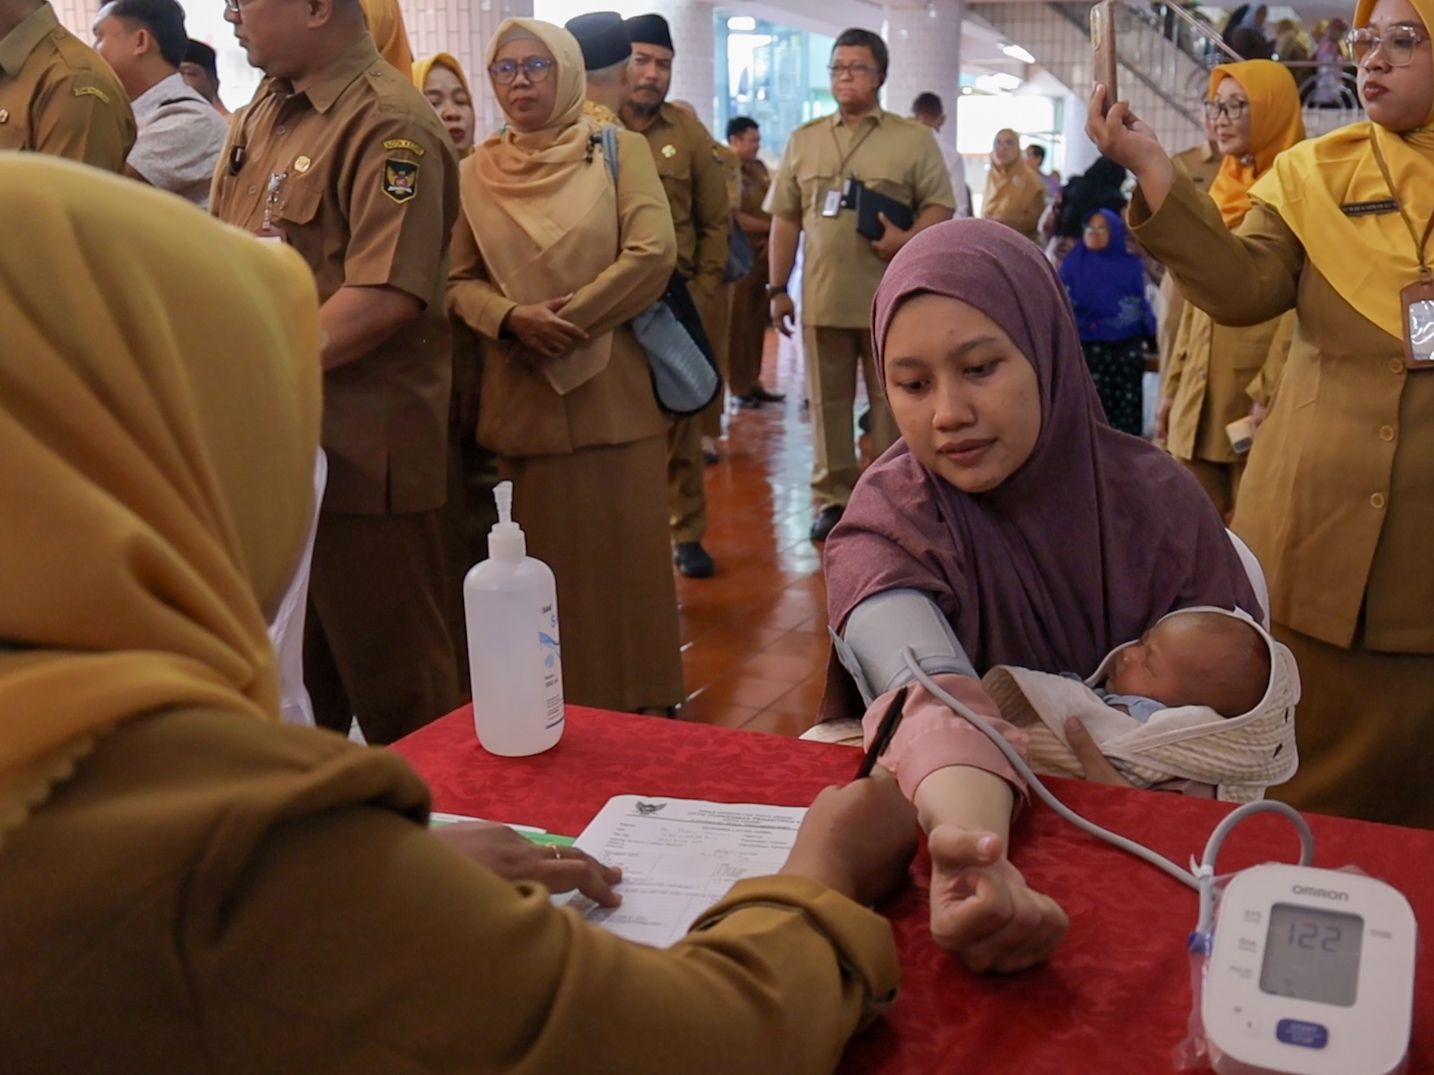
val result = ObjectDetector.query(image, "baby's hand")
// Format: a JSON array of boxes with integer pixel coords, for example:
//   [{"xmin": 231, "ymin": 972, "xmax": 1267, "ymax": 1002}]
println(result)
[{"xmin": 1064, "ymin": 716, "xmax": 1135, "ymax": 787}]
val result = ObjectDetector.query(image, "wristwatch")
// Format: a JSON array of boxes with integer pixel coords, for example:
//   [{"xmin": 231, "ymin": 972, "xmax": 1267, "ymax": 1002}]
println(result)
[{"xmin": 765, "ymin": 284, "xmax": 789, "ymax": 298}]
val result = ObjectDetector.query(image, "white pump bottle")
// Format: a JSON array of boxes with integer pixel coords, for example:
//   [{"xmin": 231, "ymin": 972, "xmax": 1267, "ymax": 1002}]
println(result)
[{"xmin": 463, "ymin": 481, "xmax": 564, "ymax": 756}]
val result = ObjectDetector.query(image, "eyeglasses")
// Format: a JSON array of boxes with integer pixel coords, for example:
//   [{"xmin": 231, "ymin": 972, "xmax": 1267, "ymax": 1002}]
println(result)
[
  {"xmin": 488, "ymin": 57, "xmax": 556, "ymax": 85},
  {"xmin": 828, "ymin": 62, "xmax": 876, "ymax": 79},
  {"xmin": 1202, "ymin": 98, "xmax": 1250, "ymax": 120},
  {"xmin": 1346, "ymin": 25, "xmax": 1429, "ymax": 67}
]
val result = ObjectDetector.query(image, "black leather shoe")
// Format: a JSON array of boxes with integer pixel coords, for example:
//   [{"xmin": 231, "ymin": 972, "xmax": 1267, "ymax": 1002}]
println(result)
[
  {"xmin": 673, "ymin": 541, "xmax": 715, "ymax": 578},
  {"xmin": 809, "ymin": 505, "xmax": 844, "ymax": 542},
  {"xmin": 748, "ymin": 385, "xmax": 786, "ymax": 404}
]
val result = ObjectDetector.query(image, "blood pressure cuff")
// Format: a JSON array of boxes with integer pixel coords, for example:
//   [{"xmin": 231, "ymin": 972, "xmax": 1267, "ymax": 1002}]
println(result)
[{"xmin": 831, "ymin": 589, "xmax": 978, "ymax": 708}]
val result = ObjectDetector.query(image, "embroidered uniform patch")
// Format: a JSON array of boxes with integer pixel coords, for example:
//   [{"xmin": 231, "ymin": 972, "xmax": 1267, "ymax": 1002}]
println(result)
[{"xmin": 383, "ymin": 159, "xmax": 418, "ymax": 203}]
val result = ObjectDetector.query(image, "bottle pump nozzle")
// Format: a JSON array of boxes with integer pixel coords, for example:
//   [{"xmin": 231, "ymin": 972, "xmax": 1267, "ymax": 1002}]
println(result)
[{"xmin": 489, "ymin": 480, "xmax": 526, "ymax": 561}]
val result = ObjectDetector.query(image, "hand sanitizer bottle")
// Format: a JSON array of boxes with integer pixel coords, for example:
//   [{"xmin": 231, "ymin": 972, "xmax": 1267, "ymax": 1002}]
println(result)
[{"xmin": 464, "ymin": 481, "xmax": 564, "ymax": 756}]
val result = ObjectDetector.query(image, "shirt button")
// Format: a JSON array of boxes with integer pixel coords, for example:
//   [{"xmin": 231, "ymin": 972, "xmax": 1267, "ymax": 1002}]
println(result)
[
  {"xmin": 247, "ymin": 184, "xmax": 257, "ymax": 194},
  {"xmin": 1371, "ymin": 492, "xmax": 1387, "ymax": 509},
  {"xmin": 276, "ymin": 124, "xmax": 286, "ymax": 134},
  {"xmin": 1380, "ymin": 425, "xmax": 1396, "ymax": 442},
  {"xmin": 1390, "ymin": 358, "xmax": 1405, "ymax": 373}
]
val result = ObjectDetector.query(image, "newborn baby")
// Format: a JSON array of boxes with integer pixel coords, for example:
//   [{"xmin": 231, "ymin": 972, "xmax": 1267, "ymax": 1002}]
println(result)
[
  {"xmin": 981, "ymin": 607, "xmax": 1299, "ymax": 802},
  {"xmin": 1096, "ymin": 610, "xmax": 1271, "ymax": 723}
]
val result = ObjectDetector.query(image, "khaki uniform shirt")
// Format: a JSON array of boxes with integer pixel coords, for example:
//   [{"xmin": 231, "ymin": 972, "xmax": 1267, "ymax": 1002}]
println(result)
[
  {"xmin": 1157, "ymin": 143, "xmax": 1223, "ymax": 369},
  {"xmin": 211, "ymin": 36, "xmax": 459, "ymax": 516},
  {"xmin": 737, "ymin": 157, "xmax": 771, "ymax": 283},
  {"xmin": 0, "ymin": 1, "xmax": 134, "ymax": 170},
  {"xmin": 1134, "ymin": 171, "xmax": 1434, "ymax": 653},
  {"xmin": 0, "ymin": 707, "xmax": 899, "ymax": 1074},
  {"xmin": 629, "ymin": 102, "xmax": 729, "ymax": 295},
  {"xmin": 449, "ymin": 127, "xmax": 675, "ymax": 458},
  {"xmin": 768, "ymin": 109, "xmax": 955, "ymax": 328},
  {"xmin": 1165, "ymin": 302, "xmax": 1294, "ymax": 463}
]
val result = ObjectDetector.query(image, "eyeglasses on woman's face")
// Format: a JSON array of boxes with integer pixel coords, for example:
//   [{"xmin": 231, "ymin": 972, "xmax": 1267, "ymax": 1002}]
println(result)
[
  {"xmin": 1202, "ymin": 98, "xmax": 1250, "ymax": 120},
  {"xmin": 488, "ymin": 57, "xmax": 555, "ymax": 85},
  {"xmin": 1347, "ymin": 24, "xmax": 1429, "ymax": 67}
]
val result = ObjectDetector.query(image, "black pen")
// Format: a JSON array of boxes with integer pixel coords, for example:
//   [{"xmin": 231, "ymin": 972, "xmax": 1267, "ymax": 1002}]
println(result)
[{"xmin": 853, "ymin": 685, "xmax": 909, "ymax": 780}]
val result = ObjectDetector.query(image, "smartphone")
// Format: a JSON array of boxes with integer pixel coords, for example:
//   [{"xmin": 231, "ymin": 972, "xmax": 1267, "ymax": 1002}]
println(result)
[{"xmin": 1091, "ymin": 0, "xmax": 1119, "ymax": 115}]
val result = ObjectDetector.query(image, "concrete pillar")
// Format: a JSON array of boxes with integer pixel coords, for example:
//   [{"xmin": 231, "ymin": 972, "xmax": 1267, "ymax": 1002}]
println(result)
[
  {"xmin": 399, "ymin": 0, "xmax": 533, "ymax": 139},
  {"xmin": 648, "ymin": 0, "xmax": 717, "ymax": 133},
  {"xmin": 883, "ymin": 0, "xmax": 963, "ymax": 157}
]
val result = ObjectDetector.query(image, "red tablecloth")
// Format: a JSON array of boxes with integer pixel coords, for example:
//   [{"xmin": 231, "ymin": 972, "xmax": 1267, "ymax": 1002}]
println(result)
[{"xmin": 392, "ymin": 706, "xmax": 1434, "ymax": 1075}]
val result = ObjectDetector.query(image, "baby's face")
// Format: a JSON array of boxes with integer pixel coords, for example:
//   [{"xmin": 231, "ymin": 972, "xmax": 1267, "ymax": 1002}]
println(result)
[
  {"xmin": 1101, "ymin": 619, "xmax": 1204, "ymax": 710},
  {"xmin": 1105, "ymin": 615, "xmax": 1254, "ymax": 710}
]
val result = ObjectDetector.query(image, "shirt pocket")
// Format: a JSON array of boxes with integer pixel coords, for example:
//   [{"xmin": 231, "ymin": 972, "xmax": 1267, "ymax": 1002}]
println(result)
[
  {"xmin": 275, "ymin": 177, "xmax": 323, "ymax": 227},
  {"xmin": 795, "ymin": 166, "xmax": 837, "ymax": 217}
]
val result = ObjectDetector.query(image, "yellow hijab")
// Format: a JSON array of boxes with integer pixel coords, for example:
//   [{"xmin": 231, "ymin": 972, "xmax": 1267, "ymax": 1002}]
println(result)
[
  {"xmin": 412, "ymin": 51, "xmax": 474, "ymax": 101},
  {"xmin": 412, "ymin": 52, "xmax": 477, "ymax": 159},
  {"xmin": 0, "ymin": 156, "xmax": 321, "ymax": 849},
  {"xmin": 360, "ymin": 0, "xmax": 413, "ymax": 72},
  {"xmin": 1207, "ymin": 60, "xmax": 1306, "ymax": 228},
  {"xmin": 1250, "ymin": 0, "xmax": 1434, "ymax": 339},
  {"xmin": 464, "ymin": 18, "xmax": 618, "ymax": 395}
]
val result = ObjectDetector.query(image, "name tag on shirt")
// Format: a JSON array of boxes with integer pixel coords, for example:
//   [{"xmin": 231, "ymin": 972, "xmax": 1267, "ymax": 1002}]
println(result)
[
  {"xmin": 1340, "ymin": 199, "xmax": 1399, "ymax": 217},
  {"xmin": 821, "ymin": 188, "xmax": 842, "ymax": 218}
]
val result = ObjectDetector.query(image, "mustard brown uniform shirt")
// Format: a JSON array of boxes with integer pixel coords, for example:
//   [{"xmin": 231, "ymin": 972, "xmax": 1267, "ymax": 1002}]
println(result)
[
  {"xmin": 768, "ymin": 109, "xmax": 955, "ymax": 329},
  {"xmin": 1133, "ymin": 170, "xmax": 1434, "ymax": 653},
  {"xmin": 0, "ymin": 1, "xmax": 134, "ymax": 170},
  {"xmin": 632, "ymin": 101, "xmax": 730, "ymax": 292},
  {"xmin": 210, "ymin": 36, "xmax": 459, "ymax": 516}
]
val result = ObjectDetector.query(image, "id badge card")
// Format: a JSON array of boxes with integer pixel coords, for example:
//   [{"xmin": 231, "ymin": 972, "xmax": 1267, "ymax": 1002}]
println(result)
[
  {"xmin": 821, "ymin": 188, "xmax": 842, "ymax": 218},
  {"xmin": 1402, "ymin": 277, "xmax": 1434, "ymax": 368}
]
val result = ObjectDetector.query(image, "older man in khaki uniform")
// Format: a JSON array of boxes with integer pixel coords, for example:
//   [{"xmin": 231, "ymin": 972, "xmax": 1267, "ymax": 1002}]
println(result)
[
  {"xmin": 621, "ymin": 13, "xmax": 729, "ymax": 580},
  {"xmin": 210, "ymin": 0, "xmax": 460, "ymax": 744},
  {"xmin": 0, "ymin": 0, "xmax": 133, "ymax": 168},
  {"xmin": 767, "ymin": 28, "xmax": 954, "ymax": 541}
]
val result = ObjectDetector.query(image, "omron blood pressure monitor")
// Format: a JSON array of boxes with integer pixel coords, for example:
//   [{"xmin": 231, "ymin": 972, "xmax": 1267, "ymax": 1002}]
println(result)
[{"xmin": 1202, "ymin": 863, "xmax": 1416, "ymax": 1075}]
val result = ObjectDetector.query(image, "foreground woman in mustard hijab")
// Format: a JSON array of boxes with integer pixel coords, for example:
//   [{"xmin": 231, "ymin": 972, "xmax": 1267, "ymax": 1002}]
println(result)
[
  {"xmin": 0, "ymin": 155, "xmax": 915, "ymax": 1072},
  {"xmin": 1158, "ymin": 60, "xmax": 1302, "ymax": 517},
  {"xmin": 1091, "ymin": 0, "xmax": 1434, "ymax": 827}
]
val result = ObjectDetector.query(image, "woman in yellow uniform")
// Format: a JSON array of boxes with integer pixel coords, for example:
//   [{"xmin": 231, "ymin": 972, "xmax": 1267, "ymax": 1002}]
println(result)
[
  {"xmin": 1158, "ymin": 60, "xmax": 1302, "ymax": 517},
  {"xmin": 1091, "ymin": 0, "xmax": 1434, "ymax": 826}
]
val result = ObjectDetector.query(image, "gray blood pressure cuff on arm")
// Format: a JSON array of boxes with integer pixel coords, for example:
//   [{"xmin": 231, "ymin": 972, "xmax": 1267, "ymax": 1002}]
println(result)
[{"xmin": 830, "ymin": 589, "xmax": 978, "ymax": 708}]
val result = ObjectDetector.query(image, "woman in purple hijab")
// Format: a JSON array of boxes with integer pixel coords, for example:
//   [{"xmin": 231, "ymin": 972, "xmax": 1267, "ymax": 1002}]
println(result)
[{"xmin": 823, "ymin": 218, "xmax": 1260, "ymax": 974}]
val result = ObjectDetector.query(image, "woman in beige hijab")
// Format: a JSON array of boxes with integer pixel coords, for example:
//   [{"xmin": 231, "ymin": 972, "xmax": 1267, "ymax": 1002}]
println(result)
[
  {"xmin": 0, "ymin": 153, "xmax": 915, "ymax": 1072},
  {"xmin": 982, "ymin": 127, "xmax": 1048, "ymax": 243},
  {"xmin": 449, "ymin": 19, "xmax": 684, "ymax": 714}
]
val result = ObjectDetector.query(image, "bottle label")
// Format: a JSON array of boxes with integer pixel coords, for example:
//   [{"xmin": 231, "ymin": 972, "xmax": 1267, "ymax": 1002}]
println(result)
[{"xmin": 539, "ymin": 601, "xmax": 565, "ymax": 730}]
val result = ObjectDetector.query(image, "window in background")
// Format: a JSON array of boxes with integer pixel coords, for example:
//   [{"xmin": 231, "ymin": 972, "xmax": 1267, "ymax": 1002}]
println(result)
[
  {"xmin": 716, "ymin": 12, "xmax": 834, "ymax": 166},
  {"xmin": 180, "ymin": 2, "xmax": 262, "ymax": 110},
  {"xmin": 955, "ymin": 91, "xmax": 1059, "ymax": 216}
]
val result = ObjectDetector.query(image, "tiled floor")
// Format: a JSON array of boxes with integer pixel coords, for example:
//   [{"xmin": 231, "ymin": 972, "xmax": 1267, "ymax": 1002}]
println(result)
[{"xmin": 675, "ymin": 330, "xmax": 869, "ymax": 737}]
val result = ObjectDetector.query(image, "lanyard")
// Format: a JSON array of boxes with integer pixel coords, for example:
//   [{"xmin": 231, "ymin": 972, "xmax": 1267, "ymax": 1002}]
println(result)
[
  {"xmin": 829, "ymin": 115, "xmax": 878, "ymax": 179},
  {"xmin": 1372, "ymin": 135, "xmax": 1434, "ymax": 278}
]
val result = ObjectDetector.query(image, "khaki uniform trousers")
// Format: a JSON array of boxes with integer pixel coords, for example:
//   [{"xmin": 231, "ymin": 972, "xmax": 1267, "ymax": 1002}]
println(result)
[
  {"xmin": 728, "ymin": 270, "xmax": 768, "ymax": 397},
  {"xmin": 305, "ymin": 509, "xmax": 460, "ymax": 745},
  {"xmin": 804, "ymin": 325, "xmax": 898, "ymax": 509},
  {"xmin": 701, "ymin": 283, "xmax": 734, "ymax": 439},
  {"xmin": 1182, "ymin": 456, "xmax": 1245, "ymax": 521},
  {"xmin": 668, "ymin": 281, "xmax": 725, "ymax": 544}
]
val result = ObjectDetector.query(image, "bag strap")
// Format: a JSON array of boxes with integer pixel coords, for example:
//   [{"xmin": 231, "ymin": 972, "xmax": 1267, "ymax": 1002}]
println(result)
[{"xmin": 601, "ymin": 123, "xmax": 619, "ymax": 186}]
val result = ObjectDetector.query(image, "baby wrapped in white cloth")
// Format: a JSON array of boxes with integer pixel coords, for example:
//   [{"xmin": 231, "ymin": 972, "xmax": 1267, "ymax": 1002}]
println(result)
[{"xmin": 981, "ymin": 607, "xmax": 1300, "ymax": 802}]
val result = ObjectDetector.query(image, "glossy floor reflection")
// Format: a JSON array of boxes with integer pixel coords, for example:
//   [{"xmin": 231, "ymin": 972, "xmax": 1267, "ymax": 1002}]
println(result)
[{"xmin": 675, "ymin": 329, "xmax": 871, "ymax": 737}]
